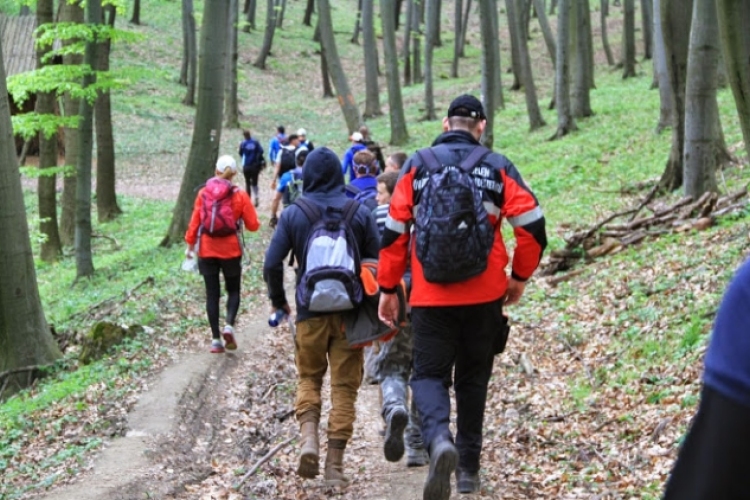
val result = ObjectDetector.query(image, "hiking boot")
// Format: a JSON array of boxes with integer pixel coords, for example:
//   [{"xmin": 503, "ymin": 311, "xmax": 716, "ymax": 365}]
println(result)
[
  {"xmin": 423, "ymin": 438, "xmax": 457, "ymax": 500},
  {"xmin": 222, "ymin": 325, "xmax": 237, "ymax": 350},
  {"xmin": 297, "ymin": 421, "xmax": 320, "ymax": 478},
  {"xmin": 456, "ymin": 469, "xmax": 480, "ymax": 494},
  {"xmin": 324, "ymin": 439, "xmax": 350, "ymax": 487},
  {"xmin": 210, "ymin": 339, "xmax": 225, "ymax": 353},
  {"xmin": 406, "ymin": 446, "xmax": 429, "ymax": 467},
  {"xmin": 383, "ymin": 407, "xmax": 408, "ymax": 462}
]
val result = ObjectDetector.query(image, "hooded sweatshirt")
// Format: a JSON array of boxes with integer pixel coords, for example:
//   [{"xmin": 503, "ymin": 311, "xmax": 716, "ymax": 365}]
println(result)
[{"xmin": 263, "ymin": 147, "xmax": 380, "ymax": 321}]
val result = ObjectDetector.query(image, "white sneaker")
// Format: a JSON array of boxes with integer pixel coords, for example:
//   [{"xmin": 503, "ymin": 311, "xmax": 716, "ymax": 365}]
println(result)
[{"xmin": 222, "ymin": 325, "xmax": 237, "ymax": 350}]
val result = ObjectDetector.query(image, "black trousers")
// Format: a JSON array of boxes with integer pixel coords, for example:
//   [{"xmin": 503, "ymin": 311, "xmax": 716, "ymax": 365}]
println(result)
[
  {"xmin": 663, "ymin": 384, "xmax": 750, "ymax": 500},
  {"xmin": 410, "ymin": 299, "xmax": 502, "ymax": 473},
  {"xmin": 198, "ymin": 257, "xmax": 242, "ymax": 339}
]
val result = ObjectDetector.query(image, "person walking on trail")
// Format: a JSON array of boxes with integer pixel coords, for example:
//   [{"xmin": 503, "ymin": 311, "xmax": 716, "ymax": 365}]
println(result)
[
  {"xmin": 370, "ymin": 170, "xmax": 429, "ymax": 468},
  {"xmin": 238, "ymin": 129, "xmax": 265, "ymax": 207},
  {"xmin": 269, "ymin": 147, "xmax": 308, "ymax": 229},
  {"xmin": 662, "ymin": 259, "xmax": 750, "ymax": 500},
  {"xmin": 297, "ymin": 127, "xmax": 315, "ymax": 152},
  {"xmin": 263, "ymin": 147, "xmax": 380, "ymax": 486},
  {"xmin": 341, "ymin": 131, "xmax": 368, "ymax": 183},
  {"xmin": 272, "ymin": 133, "xmax": 300, "ymax": 188},
  {"xmin": 384, "ymin": 152, "xmax": 407, "ymax": 174},
  {"xmin": 185, "ymin": 155, "xmax": 261, "ymax": 353},
  {"xmin": 344, "ymin": 150, "xmax": 379, "ymax": 211},
  {"xmin": 377, "ymin": 94, "xmax": 547, "ymax": 500},
  {"xmin": 268, "ymin": 125, "xmax": 287, "ymax": 165}
]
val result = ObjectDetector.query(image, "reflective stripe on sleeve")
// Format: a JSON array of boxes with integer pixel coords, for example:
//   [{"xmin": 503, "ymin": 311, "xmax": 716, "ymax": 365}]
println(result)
[
  {"xmin": 483, "ymin": 202, "xmax": 501, "ymax": 218},
  {"xmin": 385, "ymin": 215, "xmax": 407, "ymax": 234},
  {"xmin": 507, "ymin": 206, "xmax": 544, "ymax": 227}
]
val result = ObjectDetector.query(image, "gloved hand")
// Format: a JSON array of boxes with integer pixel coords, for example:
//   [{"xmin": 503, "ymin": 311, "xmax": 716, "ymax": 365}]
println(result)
[{"xmin": 269, "ymin": 216, "xmax": 278, "ymax": 229}]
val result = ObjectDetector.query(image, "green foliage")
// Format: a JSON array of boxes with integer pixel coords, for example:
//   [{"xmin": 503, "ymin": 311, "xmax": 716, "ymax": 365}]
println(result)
[
  {"xmin": 11, "ymin": 112, "xmax": 79, "ymax": 140},
  {"xmin": 7, "ymin": 65, "xmax": 130, "ymax": 107}
]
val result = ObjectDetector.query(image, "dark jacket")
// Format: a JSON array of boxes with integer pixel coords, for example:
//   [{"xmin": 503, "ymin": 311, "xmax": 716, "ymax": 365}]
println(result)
[{"xmin": 263, "ymin": 147, "xmax": 381, "ymax": 321}]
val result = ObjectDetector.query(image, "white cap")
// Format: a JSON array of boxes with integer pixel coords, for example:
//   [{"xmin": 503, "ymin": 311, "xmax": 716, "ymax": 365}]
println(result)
[
  {"xmin": 351, "ymin": 131, "xmax": 363, "ymax": 142},
  {"xmin": 216, "ymin": 154, "xmax": 237, "ymax": 173},
  {"xmin": 297, "ymin": 128, "xmax": 307, "ymax": 136}
]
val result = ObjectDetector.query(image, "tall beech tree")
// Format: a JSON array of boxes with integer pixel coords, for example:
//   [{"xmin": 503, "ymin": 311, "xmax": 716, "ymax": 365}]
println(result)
[
  {"xmin": 717, "ymin": 0, "xmax": 750, "ymax": 160},
  {"xmin": 163, "ymin": 0, "xmax": 231, "ymax": 246},
  {"xmin": 653, "ymin": 0, "xmax": 672, "ymax": 132},
  {"xmin": 380, "ymin": 0, "xmax": 409, "ymax": 144},
  {"xmin": 181, "ymin": 0, "xmax": 197, "ymax": 105},
  {"xmin": 362, "ymin": 0, "xmax": 382, "ymax": 118},
  {"xmin": 552, "ymin": 0, "xmax": 577, "ymax": 138},
  {"xmin": 422, "ymin": 0, "xmax": 438, "ymax": 120},
  {"xmin": 225, "ymin": 0, "xmax": 240, "ymax": 128},
  {"xmin": 0, "ymin": 33, "xmax": 62, "ymax": 394},
  {"xmin": 622, "ymin": 0, "xmax": 636, "ymax": 78},
  {"xmin": 658, "ymin": 0, "xmax": 692, "ymax": 191},
  {"xmin": 36, "ymin": 0, "xmax": 62, "ymax": 262},
  {"xmin": 254, "ymin": 0, "xmax": 278, "ymax": 69},
  {"xmin": 74, "ymin": 0, "xmax": 102, "ymax": 279},
  {"xmin": 479, "ymin": 0, "xmax": 501, "ymax": 148},
  {"xmin": 317, "ymin": 0, "xmax": 363, "ymax": 132},
  {"xmin": 95, "ymin": 4, "xmax": 122, "ymax": 223}
]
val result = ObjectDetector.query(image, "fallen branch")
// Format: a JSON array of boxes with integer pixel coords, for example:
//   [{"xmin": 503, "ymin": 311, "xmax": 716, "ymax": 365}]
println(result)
[
  {"xmin": 236, "ymin": 436, "xmax": 295, "ymax": 488},
  {"xmin": 0, "ymin": 364, "xmax": 49, "ymax": 384},
  {"xmin": 546, "ymin": 268, "xmax": 586, "ymax": 287},
  {"xmin": 627, "ymin": 183, "xmax": 660, "ymax": 222}
]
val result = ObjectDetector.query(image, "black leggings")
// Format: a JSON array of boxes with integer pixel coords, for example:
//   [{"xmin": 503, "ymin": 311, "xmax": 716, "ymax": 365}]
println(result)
[{"xmin": 203, "ymin": 273, "xmax": 241, "ymax": 338}]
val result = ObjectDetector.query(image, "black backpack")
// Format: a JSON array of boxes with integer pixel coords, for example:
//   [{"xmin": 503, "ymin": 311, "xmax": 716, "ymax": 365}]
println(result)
[
  {"xmin": 279, "ymin": 148, "xmax": 296, "ymax": 176},
  {"xmin": 414, "ymin": 146, "xmax": 495, "ymax": 283}
]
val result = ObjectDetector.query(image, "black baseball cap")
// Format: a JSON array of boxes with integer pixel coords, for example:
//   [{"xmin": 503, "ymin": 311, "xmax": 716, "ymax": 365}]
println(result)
[{"xmin": 447, "ymin": 94, "xmax": 486, "ymax": 120}]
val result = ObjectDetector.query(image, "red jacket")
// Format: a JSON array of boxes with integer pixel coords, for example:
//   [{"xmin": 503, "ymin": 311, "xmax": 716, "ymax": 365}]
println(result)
[
  {"xmin": 185, "ymin": 182, "xmax": 260, "ymax": 259},
  {"xmin": 378, "ymin": 131, "xmax": 547, "ymax": 306}
]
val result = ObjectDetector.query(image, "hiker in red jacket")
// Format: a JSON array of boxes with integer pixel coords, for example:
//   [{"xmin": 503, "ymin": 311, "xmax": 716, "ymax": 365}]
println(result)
[
  {"xmin": 378, "ymin": 95, "xmax": 547, "ymax": 500},
  {"xmin": 185, "ymin": 155, "xmax": 260, "ymax": 353}
]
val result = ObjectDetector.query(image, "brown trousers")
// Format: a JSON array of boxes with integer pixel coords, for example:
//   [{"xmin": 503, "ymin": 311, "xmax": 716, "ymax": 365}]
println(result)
[{"xmin": 294, "ymin": 314, "xmax": 363, "ymax": 442}]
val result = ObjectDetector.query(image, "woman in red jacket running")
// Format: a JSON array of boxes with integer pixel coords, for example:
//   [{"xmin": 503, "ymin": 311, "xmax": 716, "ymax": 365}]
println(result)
[{"xmin": 185, "ymin": 155, "xmax": 261, "ymax": 353}]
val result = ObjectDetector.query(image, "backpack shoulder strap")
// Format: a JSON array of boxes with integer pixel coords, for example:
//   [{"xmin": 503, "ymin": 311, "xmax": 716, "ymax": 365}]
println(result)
[
  {"xmin": 345, "ymin": 184, "xmax": 361, "ymax": 196},
  {"xmin": 295, "ymin": 197, "xmax": 322, "ymax": 223},
  {"xmin": 342, "ymin": 199, "xmax": 360, "ymax": 224},
  {"xmin": 459, "ymin": 145, "xmax": 491, "ymax": 172},
  {"xmin": 416, "ymin": 147, "xmax": 442, "ymax": 173}
]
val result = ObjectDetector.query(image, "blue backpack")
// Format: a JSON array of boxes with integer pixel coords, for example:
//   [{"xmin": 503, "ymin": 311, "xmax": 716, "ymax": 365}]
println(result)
[
  {"xmin": 345, "ymin": 183, "xmax": 378, "ymax": 211},
  {"xmin": 295, "ymin": 199, "xmax": 363, "ymax": 312},
  {"xmin": 414, "ymin": 146, "xmax": 495, "ymax": 283}
]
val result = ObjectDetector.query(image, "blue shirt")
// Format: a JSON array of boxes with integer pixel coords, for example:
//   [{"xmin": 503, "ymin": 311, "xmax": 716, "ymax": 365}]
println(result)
[
  {"xmin": 341, "ymin": 143, "xmax": 368, "ymax": 182},
  {"xmin": 346, "ymin": 175, "xmax": 378, "ymax": 199},
  {"xmin": 704, "ymin": 258, "xmax": 750, "ymax": 408},
  {"xmin": 239, "ymin": 138, "xmax": 263, "ymax": 167},
  {"xmin": 277, "ymin": 168, "xmax": 303, "ymax": 193},
  {"xmin": 268, "ymin": 134, "xmax": 286, "ymax": 164}
]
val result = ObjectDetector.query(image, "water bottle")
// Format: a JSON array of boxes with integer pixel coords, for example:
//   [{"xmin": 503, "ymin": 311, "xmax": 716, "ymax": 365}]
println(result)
[{"xmin": 268, "ymin": 309, "xmax": 288, "ymax": 327}]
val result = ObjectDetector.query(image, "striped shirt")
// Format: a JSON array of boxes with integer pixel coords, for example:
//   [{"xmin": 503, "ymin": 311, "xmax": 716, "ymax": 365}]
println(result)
[{"xmin": 372, "ymin": 204, "xmax": 389, "ymax": 241}]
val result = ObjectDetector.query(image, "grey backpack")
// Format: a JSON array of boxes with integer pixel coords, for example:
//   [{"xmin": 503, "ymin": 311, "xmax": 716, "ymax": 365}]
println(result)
[
  {"xmin": 295, "ymin": 199, "xmax": 363, "ymax": 312},
  {"xmin": 414, "ymin": 146, "xmax": 495, "ymax": 283}
]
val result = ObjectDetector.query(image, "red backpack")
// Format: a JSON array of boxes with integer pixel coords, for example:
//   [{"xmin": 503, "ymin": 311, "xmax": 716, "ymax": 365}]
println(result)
[{"xmin": 200, "ymin": 178, "xmax": 238, "ymax": 237}]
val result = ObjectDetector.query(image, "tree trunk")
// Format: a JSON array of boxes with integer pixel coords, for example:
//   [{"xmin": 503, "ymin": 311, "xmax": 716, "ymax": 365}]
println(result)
[
  {"xmin": 276, "ymin": 0, "xmax": 287, "ymax": 28},
  {"xmin": 303, "ymin": 0, "xmax": 314, "ymax": 26},
  {"xmin": 658, "ymin": 0, "xmax": 693, "ymax": 191},
  {"xmin": 641, "ymin": 0, "xmax": 653, "ymax": 59},
  {"xmin": 36, "ymin": 0, "xmax": 62, "ymax": 262},
  {"xmin": 95, "ymin": 5, "xmax": 122, "ymax": 223},
  {"xmin": 434, "ymin": 0, "xmax": 442, "ymax": 46},
  {"xmin": 225, "ymin": 0, "xmax": 240, "ymax": 128},
  {"xmin": 571, "ymin": 0, "xmax": 593, "ymax": 116},
  {"xmin": 423, "ymin": 0, "xmax": 438, "ymax": 119},
  {"xmin": 513, "ymin": 0, "xmax": 545, "ymax": 129},
  {"xmin": 550, "ymin": 0, "xmax": 557, "ymax": 14},
  {"xmin": 479, "ymin": 0, "xmax": 500, "ymax": 148},
  {"xmin": 130, "ymin": 0, "xmax": 140, "ymax": 24},
  {"xmin": 362, "ymin": 0, "xmax": 382, "ymax": 117},
  {"xmin": 317, "ymin": 0, "xmax": 363, "ymax": 132},
  {"xmin": 402, "ymin": 0, "xmax": 412, "ymax": 85},
  {"xmin": 601, "ymin": 0, "xmax": 614, "ymax": 65},
  {"xmin": 489, "ymin": 0, "xmax": 504, "ymax": 108},
  {"xmin": 0, "ymin": 34, "xmax": 62, "ymax": 395},
  {"xmin": 451, "ymin": 0, "xmax": 462, "ymax": 77},
  {"xmin": 59, "ymin": 0, "xmax": 84, "ymax": 248},
  {"xmin": 622, "ymin": 0, "xmax": 636, "ymax": 78},
  {"xmin": 534, "ymin": 0, "xmax": 556, "ymax": 67},
  {"xmin": 182, "ymin": 0, "xmax": 197, "ymax": 105},
  {"xmin": 75, "ymin": 0, "xmax": 101, "ymax": 279},
  {"xmin": 459, "ymin": 0, "xmax": 471, "ymax": 57},
  {"xmin": 162, "ymin": 0, "xmax": 230, "ymax": 246},
  {"xmin": 552, "ymin": 0, "xmax": 577, "ymax": 138},
  {"xmin": 314, "ymin": 21, "xmax": 335, "ymax": 97},
  {"xmin": 410, "ymin": 0, "xmax": 422, "ymax": 84},
  {"xmin": 717, "ymin": 0, "xmax": 750, "ymax": 159},
  {"xmin": 506, "ymin": 0, "xmax": 523, "ymax": 91},
  {"xmin": 180, "ymin": 0, "xmax": 189, "ymax": 84},
  {"xmin": 582, "ymin": 0, "xmax": 595, "ymax": 88},
  {"xmin": 380, "ymin": 0, "xmax": 409, "ymax": 144},
  {"xmin": 254, "ymin": 0, "xmax": 277, "ymax": 68},
  {"xmin": 245, "ymin": 0, "xmax": 257, "ymax": 31},
  {"xmin": 653, "ymin": 0, "xmax": 671, "ymax": 132},
  {"xmin": 684, "ymin": 0, "xmax": 726, "ymax": 197},
  {"xmin": 352, "ymin": 0, "xmax": 362, "ymax": 43}
]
